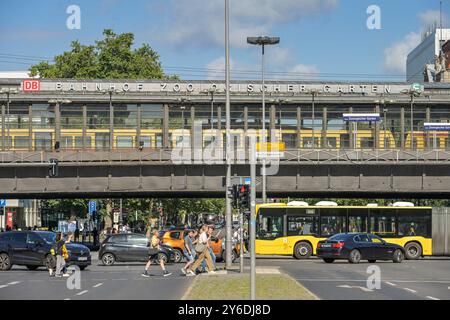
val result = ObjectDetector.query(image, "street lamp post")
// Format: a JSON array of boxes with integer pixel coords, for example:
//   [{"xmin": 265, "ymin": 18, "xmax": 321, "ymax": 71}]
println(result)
[
  {"xmin": 401, "ymin": 89, "xmax": 421, "ymax": 149},
  {"xmin": 374, "ymin": 99, "xmax": 394, "ymax": 149},
  {"xmin": 247, "ymin": 36, "xmax": 280, "ymax": 204},
  {"xmin": 224, "ymin": 0, "xmax": 233, "ymax": 269},
  {"xmin": 305, "ymin": 89, "xmax": 319, "ymax": 149},
  {"xmin": 201, "ymin": 88, "xmax": 220, "ymax": 131},
  {"xmin": 102, "ymin": 89, "xmax": 121, "ymax": 151},
  {"xmin": 1, "ymin": 88, "xmax": 18, "ymax": 150}
]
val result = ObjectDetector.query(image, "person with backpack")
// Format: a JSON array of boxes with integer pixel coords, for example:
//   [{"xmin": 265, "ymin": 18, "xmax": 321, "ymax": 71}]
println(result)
[
  {"xmin": 54, "ymin": 232, "xmax": 72, "ymax": 278},
  {"xmin": 141, "ymin": 229, "xmax": 172, "ymax": 277}
]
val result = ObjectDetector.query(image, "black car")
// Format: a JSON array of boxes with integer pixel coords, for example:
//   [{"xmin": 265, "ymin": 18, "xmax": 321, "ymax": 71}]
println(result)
[
  {"xmin": 0, "ymin": 231, "xmax": 91, "ymax": 271},
  {"xmin": 316, "ymin": 233, "xmax": 405, "ymax": 264},
  {"xmin": 99, "ymin": 233, "xmax": 175, "ymax": 266}
]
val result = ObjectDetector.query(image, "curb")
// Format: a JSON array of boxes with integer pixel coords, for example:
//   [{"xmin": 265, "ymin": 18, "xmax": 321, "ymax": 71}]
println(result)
[
  {"xmin": 181, "ymin": 275, "xmax": 198, "ymax": 300},
  {"xmin": 283, "ymin": 272, "xmax": 321, "ymax": 300}
]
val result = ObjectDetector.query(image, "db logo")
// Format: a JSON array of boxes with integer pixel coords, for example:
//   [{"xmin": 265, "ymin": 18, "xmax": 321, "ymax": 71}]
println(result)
[{"xmin": 22, "ymin": 80, "xmax": 40, "ymax": 92}]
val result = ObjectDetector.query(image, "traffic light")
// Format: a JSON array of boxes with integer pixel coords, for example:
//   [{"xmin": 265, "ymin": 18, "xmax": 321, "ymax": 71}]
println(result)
[
  {"xmin": 227, "ymin": 185, "xmax": 238, "ymax": 208},
  {"xmin": 92, "ymin": 210, "xmax": 97, "ymax": 221},
  {"xmin": 49, "ymin": 158, "xmax": 58, "ymax": 177},
  {"xmin": 237, "ymin": 184, "xmax": 250, "ymax": 210}
]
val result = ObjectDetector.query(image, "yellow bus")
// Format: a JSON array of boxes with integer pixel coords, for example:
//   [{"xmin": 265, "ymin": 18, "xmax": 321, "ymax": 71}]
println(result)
[{"xmin": 254, "ymin": 203, "xmax": 449, "ymax": 260}]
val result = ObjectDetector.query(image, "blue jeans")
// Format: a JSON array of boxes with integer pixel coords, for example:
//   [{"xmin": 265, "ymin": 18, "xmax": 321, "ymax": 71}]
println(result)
[{"xmin": 201, "ymin": 247, "xmax": 216, "ymax": 271}]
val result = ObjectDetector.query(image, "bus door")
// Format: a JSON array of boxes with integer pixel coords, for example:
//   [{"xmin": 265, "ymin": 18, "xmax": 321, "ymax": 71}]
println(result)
[{"xmin": 256, "ymin": 208, "xmax": 286, "ymax": 254}]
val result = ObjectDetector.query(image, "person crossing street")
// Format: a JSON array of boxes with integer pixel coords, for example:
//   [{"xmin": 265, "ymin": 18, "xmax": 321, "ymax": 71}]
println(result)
[{"xmin": 142, "ymin": 229, "xmax": 172, "ymax": 277}]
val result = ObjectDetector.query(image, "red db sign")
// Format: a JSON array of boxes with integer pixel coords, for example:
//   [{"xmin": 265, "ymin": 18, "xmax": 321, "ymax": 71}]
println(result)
[{"xmin": 22, "ymin": 80, "xmax": 40, "ymax": 92}]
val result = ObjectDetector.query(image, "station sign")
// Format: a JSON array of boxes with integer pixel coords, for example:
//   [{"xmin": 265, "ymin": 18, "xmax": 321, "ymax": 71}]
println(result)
[
  {"xmin": 343, "ymin": 113, "xmax": 381, "ymax": 122},
  {"xmin": 424, "ymin": 123, "xmax": 450, "ymax": 131},
  {"xmin": 88, "ymin": 201, "xmax": 97, "ymax": 215},
  {"xmin": 0, "ymin": 199, "xmax": 6, "ymax": 207},
  {"xmin": 22, "ymin": 80, "xmax": 40, "ymax": 92}
]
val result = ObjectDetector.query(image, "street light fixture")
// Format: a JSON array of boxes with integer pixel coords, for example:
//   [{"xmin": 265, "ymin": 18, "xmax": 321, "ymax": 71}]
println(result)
[
  {"xmin": 201, "ymin": 88, "xmax": 222, "ymax": 131},
  {"xmin": 247, "ymin": 35, "xmax": 280, "ymax": 204},
  {"xmin": 1, "ymin": 88, "xmax": 18, "ymax": 150}
]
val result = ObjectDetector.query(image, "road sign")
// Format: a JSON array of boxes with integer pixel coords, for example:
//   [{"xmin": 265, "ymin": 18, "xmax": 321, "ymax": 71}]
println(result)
[
  {"xmin": 0, "ymin": 199, "xmax": 6, "ymax": 207},
  {"xmin": 244, "ymin": 177, "xmax": 251, "ymax": 185},
  {"xmin": 411, "ymin": 83, "xmax": 424, "ymax": 93},
  {"xmin": 343, "ymin": 113, "xmax": 381, "ymax": 122},
  {"xmin": 88, "ymin": 201, "xmax": 97, "ymax": 215}
]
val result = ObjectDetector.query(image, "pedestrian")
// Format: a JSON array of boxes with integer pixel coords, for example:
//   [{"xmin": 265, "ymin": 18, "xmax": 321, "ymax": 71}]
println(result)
[
  {"xmin": 201, "ymin": 225, "xmax": 217, "ymax": 272},
  {"xmin": 93, "ymin": 227, "xmax": 98, "ymax": 247},
  {"xmin": 181, "ymin": 229, "xmax": 197, "ymax": 275},
  {"xmin": 187, "ymin": 225, "xmax": 215, "ymax": 276},
  {"xmin": 53, "ymin": 232, "xmax": 71, "ymax": 278},
  {"xmin": 74, "ymin": 228, "xmax": 80, "ymax": 242},
  {"xmin": 141, "ymin": 229, "xmax": 172, "ymax": 277}
]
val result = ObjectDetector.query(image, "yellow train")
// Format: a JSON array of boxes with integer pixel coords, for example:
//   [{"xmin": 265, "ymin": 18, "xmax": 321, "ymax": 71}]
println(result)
[{"xmin": 2, "ymin": 128, "xmax": 448, "ymax": 150}]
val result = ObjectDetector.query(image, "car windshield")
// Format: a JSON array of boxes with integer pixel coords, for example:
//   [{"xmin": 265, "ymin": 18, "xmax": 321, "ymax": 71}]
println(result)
[
  {"xmin": 37, "ymin": 232, "xmax": 56, "ymax": 244},
  {"xmin": 328, "ymin": 233, "xmax": 348, "ymax": 241}
]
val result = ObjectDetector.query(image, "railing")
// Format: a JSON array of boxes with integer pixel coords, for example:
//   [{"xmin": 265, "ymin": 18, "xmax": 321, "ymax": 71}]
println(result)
[{"xmin": 2, "ymin": 148, "xmax": 450, "ymax": 164}]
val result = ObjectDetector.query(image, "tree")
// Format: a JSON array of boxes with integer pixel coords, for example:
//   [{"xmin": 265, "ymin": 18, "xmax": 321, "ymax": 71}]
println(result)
[{"xmin": 29, "ymin": 29, "xmax": 177, "ymax": 80}]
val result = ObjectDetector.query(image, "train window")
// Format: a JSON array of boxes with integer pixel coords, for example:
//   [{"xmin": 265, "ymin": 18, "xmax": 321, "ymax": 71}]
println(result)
[
  {"xmin": 141, "ymin": 136, "xmax": 152, "ymax": 148},
  {"xmin": 369, "ymin": 209, "xmax": 397, "ymax": 237},
  {"xmin": 282, "ymin": 134, "xmax": 297, "ymax": 148},
  {"xmin": 360, "ymin": 137, "xmax": 374, "ymax": 148},
  {"xmin": 35, "ymin": 133, "xmax": 53, "ymax": 151},
  {"xmin": 0, "ymin": 136, "xmax": 12, "ymax": 148},
  {"xmin": 340, "ymin": 134, "xmax": 350, "ymax": 148},
  {"xmin": 303, "ymin": 137, "xmax": 319, "ymax": 148},
  {"xmin": 397, "ymin": 210, "xmax": 431, "ymax": 237},
  {"xmin": 446, "ymin": 138, "xmax": 450, "ymax": 150},
  {"xmin": 117, "ymin": 136, "xmax": 133, "ymax": 148},
  {"xmin": 95, "ymin": 133, "xmax": 110, "ymax": 150},
  {"xmin": 14, "ymin": 136, "xmax": 29, "ymax": 149},
  {"xmin": 155, "ymin": 134, "xmax": 163, "ymax": 148},
  {"xmin": 325, "ymin": 137, "xmax": 337, "ymax": 148},
  {"xmin": 61, "ymin": 136, "xmax": 73, "ymax": 149}
]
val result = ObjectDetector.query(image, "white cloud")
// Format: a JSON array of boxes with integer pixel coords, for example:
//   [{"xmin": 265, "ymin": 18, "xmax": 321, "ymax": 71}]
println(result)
[
  {"xmin": 384, "ymin": 32, "xmax": 421, "ymax": 73},
  {"xmin": 291, "ymin": 64, "xmax": 320, "ymax": 75},
  {"xmin": 418, "ymin": 10, "xmax": 448, "ymax": 29},
  {"xmin": 164, "ymin": 0, "xmax": 339, "ymax": 49},
  {"xmin": 205, "ymin": 56, "xmax": 250, "ymax": 80}
]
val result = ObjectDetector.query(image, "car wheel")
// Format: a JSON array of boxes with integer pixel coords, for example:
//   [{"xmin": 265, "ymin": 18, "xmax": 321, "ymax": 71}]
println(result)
[
  {"xmin": 101, "ymin": 253, "xmax": 116, "ymax": 266},
  {"xmin": 348, "ymin": 249, "xmax": 361, "ymax": 263},
  {"xmin": 44, "ymin": 254, "xmax": 56, "ymax": 270},
  {"xmin": 158, "ymin": 253, "xmax": 168, "ymax": 264},
  {"xmin": 323, "ymin": 258, "xmax": 335, "ymax": 263},
  {"xmin": 173, "ymin": 249, "xmax": 183, "ymax": 263},
  {"xmin": 26, "ymin": 265, "xmax": 39, "ymax": 271},
  {"xmin": 293, "ymin": 242, "xmax": 312, "ymax": 259},
  {"xmin": 79, "ymin": 266, "xmax": 87, "ymax": 271},
  {"xmin": 404, "ymin": 242, "xmax": 422, "ymax": 260},
  {"xmin": 0, "ymin": 253, "xmax": 12, "ymax": 271},
  {"xmin": 393, "ymin": 249, "xmax": 404, "ymax": 263},
  {"xmin": 368, "ymin": 260, "xmax": 376, "ymax": 263}
]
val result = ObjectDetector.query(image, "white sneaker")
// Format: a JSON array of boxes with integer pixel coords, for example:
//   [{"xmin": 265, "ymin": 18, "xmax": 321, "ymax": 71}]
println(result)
[
  {"xmin": 181, "ymin": 268, "xmax": 187, "ymax": 275},
  {"xmin": 48, "ymin": 269, "xmax": 53, "ymax": 276},
  {"xmin": 186, "ymin": 270, "xmax": 196, "ymax": 276},
  {"xmin": 207, "ymin": 270, "xmax": 217, "ymax": 275},
  {"xmin": 62, "ymin": 273, "xmax": 70, "ymax": 277}
]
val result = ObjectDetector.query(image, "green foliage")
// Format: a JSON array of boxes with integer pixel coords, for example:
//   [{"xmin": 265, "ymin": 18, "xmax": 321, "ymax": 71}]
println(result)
[{"xmin": 29, "ymin": 29, "xmax": 177, "ymax": 80}]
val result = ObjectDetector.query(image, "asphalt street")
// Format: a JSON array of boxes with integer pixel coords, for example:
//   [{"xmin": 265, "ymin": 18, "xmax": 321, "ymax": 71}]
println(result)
[
  {"xmin": 1, "ymin": 254, "xmax": 450, "ymax": 300},
  {"xmin": 259, "ymin": 256, "xmax": 450, "ymax": 300}
]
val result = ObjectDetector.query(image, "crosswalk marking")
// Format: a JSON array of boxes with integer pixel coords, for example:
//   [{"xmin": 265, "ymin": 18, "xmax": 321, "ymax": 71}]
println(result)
[{"xmin": 76, "ymin": 290, "xmax": 88, "ymax": 296}]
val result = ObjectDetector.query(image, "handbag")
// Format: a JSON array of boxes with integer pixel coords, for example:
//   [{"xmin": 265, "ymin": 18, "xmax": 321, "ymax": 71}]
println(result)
[
  {"xmin": 195, "ymin": 242, "xmax": 206, "ymax": 253},
  {"xmin": 147, "ymin": 241, "xmax": 159, "ymax": 255}
]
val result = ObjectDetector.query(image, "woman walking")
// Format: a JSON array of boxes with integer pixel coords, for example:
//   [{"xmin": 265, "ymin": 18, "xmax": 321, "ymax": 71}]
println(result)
[{"xmin": 187, "ymin": 225, "xmax": 215, "ymax": 276}]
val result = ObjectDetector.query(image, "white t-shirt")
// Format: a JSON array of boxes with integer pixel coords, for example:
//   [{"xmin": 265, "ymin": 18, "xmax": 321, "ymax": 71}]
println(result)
[{"xmin": 199, "ymin": 232, "xmax": 208, "ymax": 244}]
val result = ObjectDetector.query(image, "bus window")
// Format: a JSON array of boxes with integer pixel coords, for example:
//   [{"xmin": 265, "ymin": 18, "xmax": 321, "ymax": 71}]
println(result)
[
  {"xmin": 370, "ymin": 209, "xmax": 396, "ymax": 237},
  {"xmin": 257, "ymin": 208, "xmax": 285, "ymax": 240},
  {"xmin": 397, "ymin": 210, "xmax": 431, "ymax": 237},
  {"xmin": 319, "ymin": 208, "xmax": 346, "ymax": 237},
  {"xmin": 348, "ymin": 208, "xmax": 369, "ymax": 233},
  {"xmin": 287, "ymin": 216, "xmax": 318, "ymax": 236}
]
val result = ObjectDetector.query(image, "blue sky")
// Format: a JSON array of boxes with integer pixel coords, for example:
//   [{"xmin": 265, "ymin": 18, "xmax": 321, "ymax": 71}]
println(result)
[{"xmin": 0, "ymin": 0, "xmax": 448, "ymax": 81}]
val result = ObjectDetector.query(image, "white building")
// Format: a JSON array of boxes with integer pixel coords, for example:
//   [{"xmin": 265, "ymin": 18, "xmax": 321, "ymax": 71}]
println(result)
[{"xmin": 406, "ymin": 28, "xmax": 450, "ymax": 83}]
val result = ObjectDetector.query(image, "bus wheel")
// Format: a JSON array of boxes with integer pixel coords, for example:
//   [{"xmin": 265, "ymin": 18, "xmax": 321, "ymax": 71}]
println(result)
[
  {"xmin": 404, "ymin": 242, "xmax": 422, "ymax": 260},
  {"xmin": 293, "ymin": 242, "xmax": 312, "ymax": 259}
]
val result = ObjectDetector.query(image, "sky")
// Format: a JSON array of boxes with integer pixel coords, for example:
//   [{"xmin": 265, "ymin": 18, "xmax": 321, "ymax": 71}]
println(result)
[{"xmin": 0, "ymin": 0, "xmax": 448, "ymax": 81}]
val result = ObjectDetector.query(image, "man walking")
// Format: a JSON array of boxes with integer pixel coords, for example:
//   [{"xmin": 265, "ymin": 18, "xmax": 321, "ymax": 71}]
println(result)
[
  {"xmin": 181, "ymin": 229, "xmax": 197, "ymax": 275},
  {"xmin": 142, "ymin": 229, "xmax": 172, "ymax": 277}
]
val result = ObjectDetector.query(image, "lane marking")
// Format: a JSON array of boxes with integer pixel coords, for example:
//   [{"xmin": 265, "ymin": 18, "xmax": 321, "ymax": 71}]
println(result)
[
  {"xmin": 403, "ymin": 288, "xmax": 417, "ymax": 293},
  {"xmin": 337, "ymin": 285, "xmax": 373, "ymax": 292},
  {"xmin": 0, "ymin": 285, "xmax": 9, "ymax": 289},
  {"xmin": 76, "ymin": 290, "xmax": 88, "ymax": 296},
  {"xmin": 426, "ymin": 296, "xmax": 440, "ymax": 300},
  {"xmin": 64, "ymin": 298, "xmax": 71, "ymax": 301},
  {"xmin": 385, "ymin": 282, "xmax": 397, "ymax": 286},
  {"xmin": 8, "ymin": 281, "xmax": 21, "ymax": 285},
  {"xmin": 295, "ymin": 278, "xmax": 450, "ymax": 284},
  {"xmin": 93, "ymin": 283, "xmax": 103, "ymax": 288}
]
